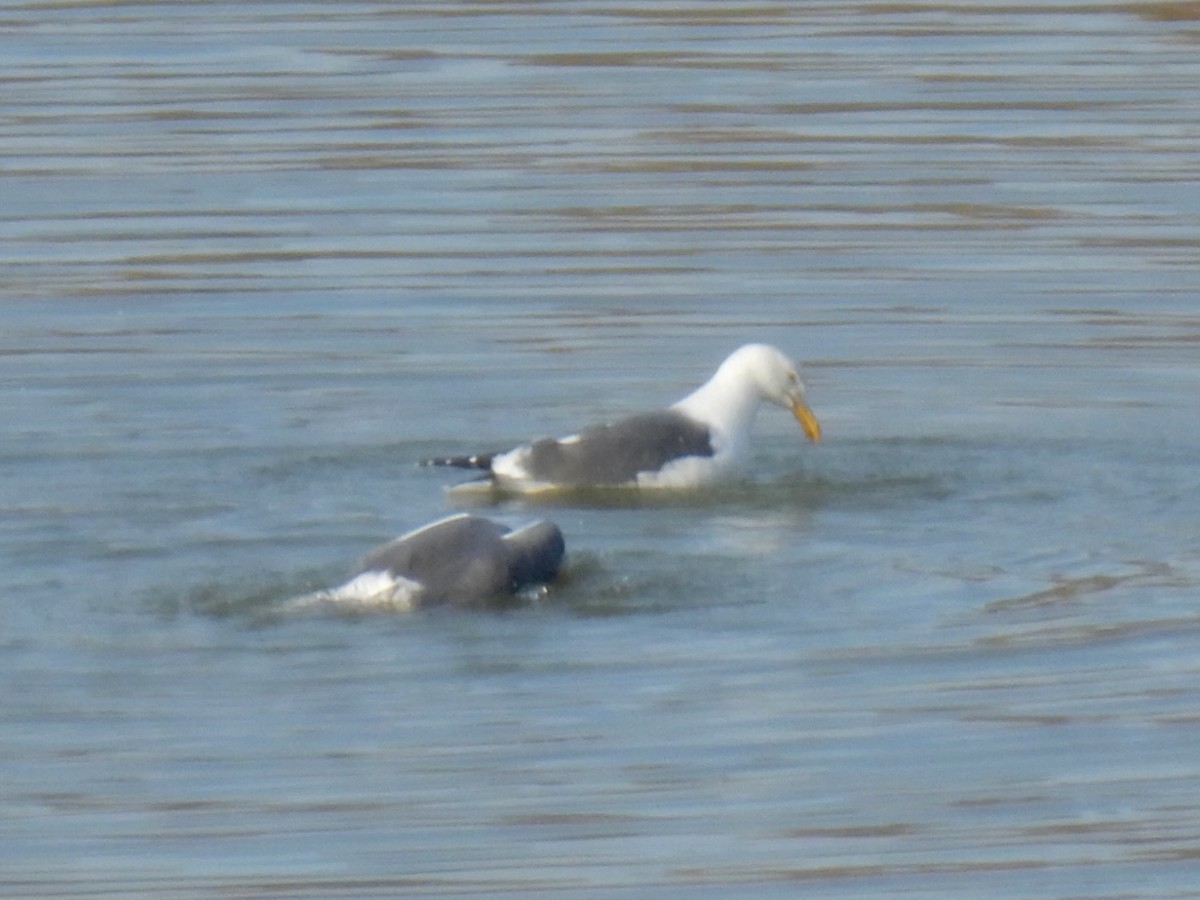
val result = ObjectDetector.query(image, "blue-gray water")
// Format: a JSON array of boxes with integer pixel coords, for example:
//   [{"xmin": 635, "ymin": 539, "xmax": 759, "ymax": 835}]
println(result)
[{"xmin": 4, "ymin": 2, "xmax": 1200, "ymax": 897}]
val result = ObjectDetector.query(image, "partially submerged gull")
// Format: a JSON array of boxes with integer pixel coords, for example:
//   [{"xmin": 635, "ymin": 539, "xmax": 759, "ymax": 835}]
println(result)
[{"xmin": 295, "ymin": 514, "xmax": 565, "ymax": 611}]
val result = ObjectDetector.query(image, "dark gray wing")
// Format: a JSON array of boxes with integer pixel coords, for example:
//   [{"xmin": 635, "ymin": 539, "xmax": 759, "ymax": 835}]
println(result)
[{"xmin": 521, "ymin": 409, "xmax": 713, "ymax": 486}]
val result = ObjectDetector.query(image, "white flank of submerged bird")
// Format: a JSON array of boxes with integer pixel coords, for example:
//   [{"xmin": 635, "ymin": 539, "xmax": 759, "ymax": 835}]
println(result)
[{"xmin": 422, "ymin": 343, "xmax": 821, "ymax": 494}]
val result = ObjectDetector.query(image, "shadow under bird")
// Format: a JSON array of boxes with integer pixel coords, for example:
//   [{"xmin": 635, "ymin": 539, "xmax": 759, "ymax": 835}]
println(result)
[
  {"xmin": 422, "ymin": 343, "xmax": 821, "ymax": 494},
  {"xmin": 295, "ymin": 514, "xmax": 566, "ymax": 611}
]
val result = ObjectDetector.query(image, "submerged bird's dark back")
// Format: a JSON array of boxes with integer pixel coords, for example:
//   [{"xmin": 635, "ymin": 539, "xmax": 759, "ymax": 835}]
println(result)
[{"xmin": 524, "ymin": 410, "xmax": 715, "ymax": 485}]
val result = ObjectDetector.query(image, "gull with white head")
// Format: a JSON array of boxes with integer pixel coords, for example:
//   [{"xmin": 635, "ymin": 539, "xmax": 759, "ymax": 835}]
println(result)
[{"xmin": 422, "ymin": 343, "xmax": 820, "ymax": 494}]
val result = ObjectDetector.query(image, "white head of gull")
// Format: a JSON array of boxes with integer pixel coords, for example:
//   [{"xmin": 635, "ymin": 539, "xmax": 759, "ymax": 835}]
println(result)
[{"xmin": 671, "ymin": 342, "xmax": 821, "ymax": 463}]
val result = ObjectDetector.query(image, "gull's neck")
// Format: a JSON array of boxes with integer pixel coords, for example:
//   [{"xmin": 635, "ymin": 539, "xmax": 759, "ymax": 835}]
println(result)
[{"xmin": 671, "ymin": 363, "xmax": 764, "ymax": 453}]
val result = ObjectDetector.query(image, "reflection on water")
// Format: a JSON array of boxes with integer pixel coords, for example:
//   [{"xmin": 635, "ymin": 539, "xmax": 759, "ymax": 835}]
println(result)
[{"xmin": 4, "ymin": 1, "xmax": 1200, "ymax": 897}]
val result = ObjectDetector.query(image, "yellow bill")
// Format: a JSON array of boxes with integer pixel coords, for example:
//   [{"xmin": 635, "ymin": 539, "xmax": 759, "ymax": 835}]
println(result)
[{"xmin": 791, "ymin": 399, "xmax": 822, "ymax": 443}]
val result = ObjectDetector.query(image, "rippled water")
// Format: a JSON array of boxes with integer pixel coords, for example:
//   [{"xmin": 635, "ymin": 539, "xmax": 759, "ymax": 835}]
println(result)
[{"xmin": 4, "ymin": 2, "xmax": 1200, "ymax": 897}]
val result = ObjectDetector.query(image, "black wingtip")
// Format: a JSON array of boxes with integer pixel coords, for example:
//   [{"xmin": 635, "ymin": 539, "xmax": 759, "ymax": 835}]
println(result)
[{"xmin": 419, "ymin": 453, "xmax": 496, "ymax": 471}]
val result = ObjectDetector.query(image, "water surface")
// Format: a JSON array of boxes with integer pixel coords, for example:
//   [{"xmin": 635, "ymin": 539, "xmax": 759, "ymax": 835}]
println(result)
[{"xmin": 3, "ymin": 1, "xmax": 1200, "ymax": 897}]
